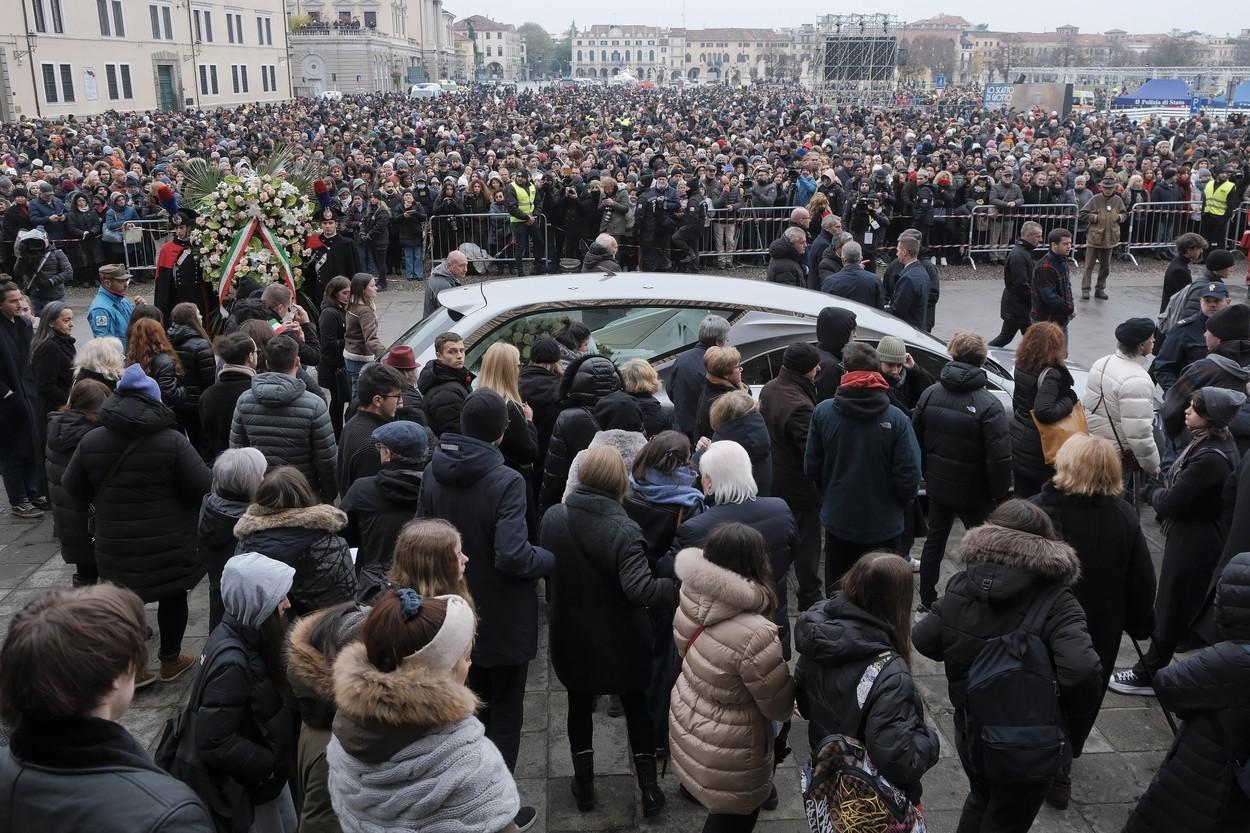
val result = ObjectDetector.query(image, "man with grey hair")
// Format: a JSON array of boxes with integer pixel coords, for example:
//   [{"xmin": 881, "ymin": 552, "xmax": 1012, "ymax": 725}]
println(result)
[
  {"xmin": 201, "ymin": 447, "xmax": 268, "ymax": 628},
  {"xmin": 581, "ymin": 233, "xmax": 619, "ymax": 274},
  {"xmin": 767, "ymin": 226, "xmax": 809, "ymax": 287},
  {"xmin": 806, "ymin": 213, "xmax": 843, "ymax": 289},
  {"xmin": 817, "ymin": 230, "xmax": 854, "ymax": 285},
  {"xmin": 424, "ymin": 249, "xmax": 467, "ymax": 320},
  {"xmin": 821, "ymin": 241, "xmax": 885, "ymax": 309},
  {"xmin": 664, "ymin": 440, "xmax": 799, "ymax": 657},
  {"xmin": 789, "ymin": 207, "xmax": 811, "ymax": 238},
  {"xmin": 670, "ymin": 313, "xmax": 731, "ymax": 441},
  {"xmin": 989, "ymin": 221, "xmax": 1043, "ymax": 347}
]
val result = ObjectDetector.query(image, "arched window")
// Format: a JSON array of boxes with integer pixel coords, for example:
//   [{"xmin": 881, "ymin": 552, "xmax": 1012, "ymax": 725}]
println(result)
[
  {"xmin": 577, "ymin": 50, "xmax": 582, "ymax": 62},
  {"xmin": 600, "ymin": 49, "xmax": 606, "ymax": 62},
  {"xmin": 649, "ymin": 49, "xmax": 655, "ymax": 62},
  {"xmin": 588, "ymin": 51, "xmax": 594, "ymax": 62},
  {"xmin": 699, "ymin": 53, "xmax": 705, "ymax": 63},
  {"xmin": 623, "ymin": 49, "xmax": 630, "ymax": 62},
  {"xmin": 611, "ymin": 50, "xmax": 620, "ymax": 63}
]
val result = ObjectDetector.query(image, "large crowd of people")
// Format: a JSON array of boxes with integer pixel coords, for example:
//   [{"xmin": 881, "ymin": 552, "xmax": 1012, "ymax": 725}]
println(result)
[{"xmin": 0, "ymin": 84, "xmax": 1249, "ymax": 833}]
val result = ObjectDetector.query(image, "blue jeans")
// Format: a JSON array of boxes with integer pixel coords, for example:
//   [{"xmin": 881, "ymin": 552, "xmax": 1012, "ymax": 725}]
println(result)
[
  {"xmin": 344, "ymin": 358, "xmax": 368, "ymax": 401},
  {"xmin": 1, "ymin": 456, "xmax": 41, "ymax": 505},
  {"xmin": 402, "ymin": 244, "xmax": 424, "ymax": 279}
]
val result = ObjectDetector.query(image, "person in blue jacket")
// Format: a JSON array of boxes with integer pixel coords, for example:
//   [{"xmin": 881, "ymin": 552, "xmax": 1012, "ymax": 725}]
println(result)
[
  {"xmin": 87, "ymin": 264, "xmax": 143, "ymax": 350},
  {"xmin": 886, "ymin": 236, "xmax": 931, "ymax": 331}
]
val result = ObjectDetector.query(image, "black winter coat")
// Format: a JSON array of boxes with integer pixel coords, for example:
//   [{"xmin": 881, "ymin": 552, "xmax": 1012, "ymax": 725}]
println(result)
[
  {"xmin": 31, "ymin": 331, "xmax": 75, "ymax": 415},
  {"xmin": 44, "ymin": 411, "xmax": 96, "ymax": 567},
  {"xmin": 194, "ymin": 615, "xmax": 295, "ymax": 822},
  {"xmin": 795, "ymin": 594, "xmax": 940, "ymax": 804},
  {"xmin": 519, "ymin": 364, "xmax": 563, "ymax": 472},
  {"xmin": 340, "ymin": 463, "xmax": 424, "ymax": 587},
  {"xmin": 1009, "ymin": 364, "xmax": 1077, "ymax": 488},
  {"xmin": 913, "ymin": 522, "xmax": 1104, "ymax": 766},
  {"xmin": 766, "ymin": 237, "xmax": 806, "ymax": 287},
  {"xmin": 233, "ymin": 504, "xmax": 357, "ymax": 617},
  {"xmin": 542, "ymin": 487, "xmax": 678, "ymax": 693},
  {"xmin": 421, "ymin": 433, "xmax": 555, "ymax": 667},
  {"xmin": 62, "ymin": 392, "xmax": 210, "ymax": 602},
  {"xmin": 631, "ymin": 392, "xmax": 673, "ymax": 438},
  {"xmin": 417, "ymin": 360, "xmax": 473, "ymax": 437},
  {"xmin": 693, "ymin": 376, "xmax": 743, "ymax": 443},
  {"xmin": 197, "ymin": 491, "xmax": 250, "ymax": 627},
  {"xmin": 317, "ymin": 300, "xmax": 347, "ymax": 374},
  {"xmin": 146, "ymin": 351, "xmax": 187, "ymax": 410},
  {"xmin": 336, "ymin": 410, "xmax": 388, "ymax": 497},
  {"xmin": 708, "ymin": 411, "xmax": 774, "ymax": 497},
  {"xmin": 912, "ymin": 362, "xmax": 1012, "ymax": 510},
  {"xmin": 815, "ymin": 307, "xmax": 856, "ymax": 404},
  {"xmin": 1001, "ymin": 239, "xmax": 1036, "ymax": 323},
  {"xmin": 0, "ymin": 312, "xmax": 41, "ymax": 463},
  {"xmin": 199, "ymin": 369, "xmax": 253, "ymax": 462},
  {"xmin": 1031, "ymin": 484, "xmax": 1157, "ymax": 685},
  {"xmin": 1123, "ymin": 555, "xmax": 1250, "ymax": 833},
  {"xmin": 229, "ymin": 372, "xmax": 338, "ymax": 502},
  {"xmin": 759, "ymin": 367, "xmax": 818, "ymax": 510},
  {"xmin": 539, "ymin": 355, "xmax": 621, "ymax": 510},
  {"xmin": 0, "ymin": 714, "xmax": 213, "ymax": 833},
  {"xmin": 167, "ymin": 324, "xmax": 216, "ymax": 409},
  {"xmin": 668, "ymin": 344, "xmax": 708, "ymax": 437}
]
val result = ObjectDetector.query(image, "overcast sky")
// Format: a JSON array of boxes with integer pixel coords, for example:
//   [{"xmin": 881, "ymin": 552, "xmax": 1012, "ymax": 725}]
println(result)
[{"xmin": 468, "ymin": 1, "xmax": 1237, "ymax": 40}]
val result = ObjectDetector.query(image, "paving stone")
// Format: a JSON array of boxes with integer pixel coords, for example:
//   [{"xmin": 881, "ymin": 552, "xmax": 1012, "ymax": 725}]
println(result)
[
  {"xmin": 0, "ymin": 561, "xmax": 40, "ymax": 589},
  {"xmin": 516, "ymin": 730, "xmax": 549, "ymax": 779},
  {"xmin": 924, "ymin": 808, "xmax": 965, "ymax": 833},
  {"xmin": 919, "ymin": 757, "xmax": 971, "ymax": 811},
  {"xmin": 1077, "ymin": 802, "xmax": 1135, "ymax": 833},
  {"xmin": 1081, "ymin": 725, "xmax": 1115, "ymax": 754},
  {"xmin": 546, "ymin": 774, "xmax": 637, "ymax": 832},
  {"xmin": 1094, "ymin": 708, "xmax": 1175, "ymax": 753},
  {"xmin": 1030, "ymin": 806, "xmax": 1097, "ymax": 832},
  {"xmin": 1, "ymin": 541, "xmax": 63, "ymax": 563},
  {"xmin": 523, "ymin": 690, "xmax": 549, "ymax": 732},
  {"xmin": 515, "ymin": 777, "xmax": 548, "ymax": 832},
  {"xmin": 546, "ymin": 690, "xmax": 630, "ymax": 777},
  {"xmin": 1069, "ymin": 752, "xmax": 1146, "ymax": 806}
]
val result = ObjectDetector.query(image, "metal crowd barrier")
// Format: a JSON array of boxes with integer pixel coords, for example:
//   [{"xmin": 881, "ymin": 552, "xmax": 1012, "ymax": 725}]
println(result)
[
  {"xmin": 1228, "ymin": 201, "xmax": 1250, "ymax": 253},
  {"xmin": 118, "ymin": 219, "xmax": 170, "ymax": 280},
  {"xmin": 966, "ymin": 204, "xmax": 1079, "ymax": 270},
  {"xmin": 424, "ymin": 213, "xmax": 543, "ymax": 274},
  {"xmin": 1123, "ymin": 201, "xmax": 1202, "ymax": 263}
]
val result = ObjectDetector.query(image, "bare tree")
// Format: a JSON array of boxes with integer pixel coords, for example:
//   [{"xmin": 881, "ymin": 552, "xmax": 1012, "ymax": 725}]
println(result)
[{"xmin": 1143, "ymin": 35, "xmax": 1197, "ymax": 67}]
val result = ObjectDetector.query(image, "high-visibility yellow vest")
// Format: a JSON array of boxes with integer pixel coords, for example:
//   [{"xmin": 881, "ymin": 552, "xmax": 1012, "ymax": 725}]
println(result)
[
  {"xmin": 510, "ymin": 181, "xmax": 535, "ymax": 223},
  {"xmin": 1204, "ymin": 179, "xmax": 1236, "ymax": 217}
]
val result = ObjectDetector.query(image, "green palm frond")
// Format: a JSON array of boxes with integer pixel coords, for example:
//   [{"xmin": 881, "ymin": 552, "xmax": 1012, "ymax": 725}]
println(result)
[
  {"xmin": 181, "ymin": 158, "xmax": 224, "ymax": 208},
  {"xmin": 258, "ymin": 143, "xmax": 324, "ymax": 198}
]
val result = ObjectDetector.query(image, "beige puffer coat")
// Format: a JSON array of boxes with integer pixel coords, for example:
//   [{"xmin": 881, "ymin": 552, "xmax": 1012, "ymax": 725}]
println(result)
[{"xmin": 668, "ymin": 547, "xmax": 795, "ymax": 815}]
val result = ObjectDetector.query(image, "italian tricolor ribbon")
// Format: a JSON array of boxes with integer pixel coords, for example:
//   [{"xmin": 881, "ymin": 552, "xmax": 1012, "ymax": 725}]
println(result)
[{"xmin": 217, "ymin": 218, "xmax": 298, "ymax": 303}]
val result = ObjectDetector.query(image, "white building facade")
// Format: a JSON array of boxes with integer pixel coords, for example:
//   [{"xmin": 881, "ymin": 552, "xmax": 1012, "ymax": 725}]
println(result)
[
  {"xmin": 0, "ymin": 0, "xmax": 291, "ymax": 119},
  {"xmin": 453, "ymin": 15, "xmax": 525, "ymax": 81},
  {"xmin": 285, "ymin": 0, "xmax": 456, "ymax": 96}
]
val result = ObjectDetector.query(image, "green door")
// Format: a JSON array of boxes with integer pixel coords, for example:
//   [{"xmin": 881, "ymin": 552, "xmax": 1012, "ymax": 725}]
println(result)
[{"xmin": 156, "ymin": 64, "xmax": 177, "ymax": 111}]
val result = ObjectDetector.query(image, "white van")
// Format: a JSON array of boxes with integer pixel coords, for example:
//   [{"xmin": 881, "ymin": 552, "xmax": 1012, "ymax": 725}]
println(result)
[{"xmin": 408, "ymin": 83, "xmax": 442, "ymax": 99}]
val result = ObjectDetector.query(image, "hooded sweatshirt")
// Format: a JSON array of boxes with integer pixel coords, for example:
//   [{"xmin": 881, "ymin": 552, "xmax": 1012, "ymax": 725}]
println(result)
[
  {"xmin": 221, "ymin": 552, "xmax": 296, "ymax": 628},
  {"xmin": 815, "ymin": 307, "xmax": 857, "ymax": 403}
]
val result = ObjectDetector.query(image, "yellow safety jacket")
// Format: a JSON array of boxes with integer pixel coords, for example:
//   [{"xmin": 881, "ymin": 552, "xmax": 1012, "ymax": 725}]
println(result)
[
  {"xmin": 510, "ymin": 181, "xmax": 535, "ymax": 224},
  {"xmin": 1204, "ymin": 179, "xmax": 1236, "ymax": 217}
]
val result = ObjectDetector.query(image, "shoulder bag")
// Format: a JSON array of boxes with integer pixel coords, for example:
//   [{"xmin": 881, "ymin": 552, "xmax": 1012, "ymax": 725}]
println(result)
[
  {"xmin": 1031, "ymin": 367, "xmax": 1088, "ymax": 464},
  {"xmin": 87, "ymin": 437, "xmax": 144, "ymax": 540}
]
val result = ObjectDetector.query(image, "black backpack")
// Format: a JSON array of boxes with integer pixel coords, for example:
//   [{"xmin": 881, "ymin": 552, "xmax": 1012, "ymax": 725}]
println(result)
[{"xmin": 964, "ymin": 583, "xmax": 1068, "ymax": 784}]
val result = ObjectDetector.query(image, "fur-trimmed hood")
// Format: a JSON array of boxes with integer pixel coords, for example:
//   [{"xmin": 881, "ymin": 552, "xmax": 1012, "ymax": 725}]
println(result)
[
  {"xmin": 286, "ymin": 608, "xmax": 342, "ymax": 707},
  {"xmin": 332, "ymin": 642, "xmax": 477, "ymax": 733},
  {"xmin": 959, "ymin": 522, "xmax": 1082, "ymax": 589},
  {"xmin": 233, "ymin": 503, "xmax": 347, "ymax": 537},
  {"xmin": 674, "ymin": 546, "xmax": 771, "ymax": 626}
]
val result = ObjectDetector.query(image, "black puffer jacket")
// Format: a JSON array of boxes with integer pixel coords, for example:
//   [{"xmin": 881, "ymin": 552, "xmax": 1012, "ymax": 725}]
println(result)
[
  {"xmin": 194, "ymin": 613, "xmax": 294, "ymax": 825},
  {"xmin": 62, "ymin": 391, "xmax": 211, "ymax": 602},
  {"xmin": 815, "ymin": 307, "xmax": 856, "ymax": 403},
  {"xmin": 631, "ymin": 392, "xmax": 673, "ymax": 438},
  {"xmin": 913, "ymin": 521, "xmax": 1104, "ymax": 765},
  {"xmin": 519, "ymin": 364, "xmax": 563, "ymax": 469},
  {"xmin": 542, "ymin": 487, "xmax": 678, "ymax": 693},
  {"xmin": 167, "ymin": 324, "xmax": 216, "ymax": 409},
  {"xmin": 1124, "ymin": 552, "xmax": 1250, "ymax": 833},
  {"xmin": 232, "ymin": 504, "xmax": 357, "ymax": 617},
  {"xmin": 539, "ymin": 355, "xmax": 622, "ymax": 510},
  {"xmin": 44, "ymin": 410, "xmax": 96, "ymax": 567},
  {"xmin": 766, "ymin": 236, "xmax": 806, "ymax": 287},
  {"xmin": 416, "ymin": 360, "xmax": 474, "ymax": 437},
  {"xmin": 340, "ymin": 463, "xmax": 424, "ymax": 589},
  {"xmin": 795, "ymin": 594, "xmax": 940, "ymax": 804},
  {"xmin": 198, "ymin": 491, "xmax": 251, "ymax": 629},
  {"xmin": 31, "ymin": 331, "xmax": 75, "ymax": 414},
  {"xmin": 708, "ymin": 410, "xmax": 774, "ymax": 497},
  {"xmin": 912, "ymin": 362, "xmax": 1012, "ymax": 510},
  {"xmin": 229, "ymin": 372, "xmax": 338, "ymax": 502},
  {"xmin": 1009, "ymin": 363, "xmax": 1077, "ymax": 489},
  {"xmin": 146, "ymin": 351, "xmax": 187, "ymax": 410}
]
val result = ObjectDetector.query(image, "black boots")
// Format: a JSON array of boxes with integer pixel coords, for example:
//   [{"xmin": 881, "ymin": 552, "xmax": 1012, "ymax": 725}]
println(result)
[
  {"xmin": 571, "ymin": 749, "xmax": 595, "ymax": 811},
  {"xmin": 634, "ymin": 753, "xmax": 666, "ymax": 817}
]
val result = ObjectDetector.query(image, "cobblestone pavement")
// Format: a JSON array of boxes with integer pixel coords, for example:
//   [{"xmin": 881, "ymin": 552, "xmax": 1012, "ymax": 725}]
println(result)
[{"xmin": 1, "ymin": 260, "xmax": 1187, "ymax": 831}]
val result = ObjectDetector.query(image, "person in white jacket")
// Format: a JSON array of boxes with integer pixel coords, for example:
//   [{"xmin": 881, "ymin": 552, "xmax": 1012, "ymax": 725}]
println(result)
[{"xmin": 1082, "ymin": 317, "xmax": 1161, "ymax": 484}]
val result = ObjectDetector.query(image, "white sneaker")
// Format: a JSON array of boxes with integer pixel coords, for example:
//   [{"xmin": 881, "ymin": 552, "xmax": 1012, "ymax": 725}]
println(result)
[{"xmin": 1108, "ymin": 669, "xmax": 1154, "ymax": 696}]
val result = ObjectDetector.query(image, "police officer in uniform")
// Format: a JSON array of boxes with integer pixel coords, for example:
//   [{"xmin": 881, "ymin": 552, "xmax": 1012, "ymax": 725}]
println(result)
[
  {"xmin": 305, "ymin": 205, "xmax": 360, "ymax": 303},
  {"xmin": 88, "ymin": 264, "xmax": 143, "ymax": 351},
  {"xmin": 1152, "ymin": 281, "xmax": 1232, "ymax": 392},
  {"xmin": 154, "ymin": 206, "xmax": 215, "ymax": 323}
]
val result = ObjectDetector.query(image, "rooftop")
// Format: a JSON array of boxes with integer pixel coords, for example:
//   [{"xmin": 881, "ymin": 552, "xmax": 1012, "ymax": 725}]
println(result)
[{"xmin": 453, "ymin": 14, "xmax": 513, "ymax": 32}]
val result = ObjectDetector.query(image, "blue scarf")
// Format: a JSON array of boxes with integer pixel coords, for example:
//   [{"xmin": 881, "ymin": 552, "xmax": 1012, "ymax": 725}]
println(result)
[{"xmin": 629, "ymin": 466, "xmax": 704, "ymax": 509}]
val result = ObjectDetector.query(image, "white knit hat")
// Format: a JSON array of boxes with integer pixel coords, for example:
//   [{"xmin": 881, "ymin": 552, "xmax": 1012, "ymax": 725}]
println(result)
[{"xmin": 399, "ymin": 591, "xmax": 476, "ymax": 673}]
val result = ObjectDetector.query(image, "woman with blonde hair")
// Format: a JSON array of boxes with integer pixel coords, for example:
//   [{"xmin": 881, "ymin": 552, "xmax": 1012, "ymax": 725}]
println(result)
[
  {"xmin": 72, "ymin": 335, "xmax": 125, "ymax": 389},
  {"xmin": 387, "ymin": 518, "xmax": 472, "ymax": 604},
  {"xmin": 478, "ymin": 341, "xmax": 540, "ymax": 534},
  {"xmin": 1030, "ymin": 433, "xmax": 1156, "ymax": 808},
  {"xmin": 620, "ymin": 357, "xmax": 672, "ymax": 438},
  {"xmin": 694, "ymin": 345, "xmax": 747, "ymax": 442}
]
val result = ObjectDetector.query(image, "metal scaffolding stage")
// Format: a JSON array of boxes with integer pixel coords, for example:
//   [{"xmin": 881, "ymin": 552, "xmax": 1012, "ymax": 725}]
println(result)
[{"xmin": 811, "ymin": 13, "xmax": 902, "ymax": 107}]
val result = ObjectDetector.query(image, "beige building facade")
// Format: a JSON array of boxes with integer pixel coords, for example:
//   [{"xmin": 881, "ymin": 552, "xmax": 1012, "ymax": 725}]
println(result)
[
  {"xmin": 0, "ymin": 0, "xmax": 291, "ymax": 119},
  {"xmin": 453, "ymin": 15, "xmax": 525, "ymax": 81}
]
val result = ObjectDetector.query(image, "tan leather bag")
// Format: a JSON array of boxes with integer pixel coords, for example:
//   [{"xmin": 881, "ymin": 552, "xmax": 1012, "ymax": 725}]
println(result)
[{"xmin": 1030, "ymin": 367, "xmax": 1088, "ymax": 464}]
